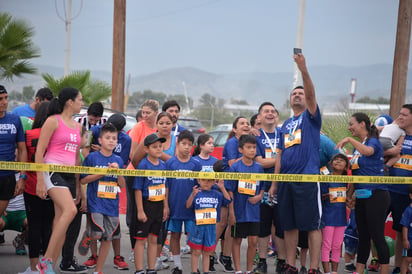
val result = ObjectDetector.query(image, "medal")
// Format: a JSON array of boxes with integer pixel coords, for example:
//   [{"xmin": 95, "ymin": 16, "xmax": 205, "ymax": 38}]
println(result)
[{"xmin": 288, "ymin": 135, "xmax": 295, "ymax": 141}]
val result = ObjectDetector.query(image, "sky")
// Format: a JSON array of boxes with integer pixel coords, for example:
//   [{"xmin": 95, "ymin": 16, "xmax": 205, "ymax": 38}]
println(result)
[{"xmin": 1, "ymin": 0, "xmax": 407, "ymax": 77}]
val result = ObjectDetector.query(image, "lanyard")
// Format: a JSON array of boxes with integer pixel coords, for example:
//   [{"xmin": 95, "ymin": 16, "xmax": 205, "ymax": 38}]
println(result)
[
  {"xmin": 288, "ymin": 113, "xmax": 303, "ymax": 137},
  {"xmin": 173, "ymin": 124, "xmax": 178, "ymax": 136},
  {"xmin": 262, "ymin": 129, "xmax": 277, "ymax": 154}
]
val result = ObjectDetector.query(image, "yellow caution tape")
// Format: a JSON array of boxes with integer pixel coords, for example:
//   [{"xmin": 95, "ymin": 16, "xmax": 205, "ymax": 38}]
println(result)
[{"xmin": 1, "ymin": 161, "xmax": 411, "ymax": 184}]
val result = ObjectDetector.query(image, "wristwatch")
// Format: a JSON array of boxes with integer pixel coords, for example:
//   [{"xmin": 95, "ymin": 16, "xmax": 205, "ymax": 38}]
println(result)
[{"xmin": 19, "ymin": 174, "xmax": 27, "ymax": 180}]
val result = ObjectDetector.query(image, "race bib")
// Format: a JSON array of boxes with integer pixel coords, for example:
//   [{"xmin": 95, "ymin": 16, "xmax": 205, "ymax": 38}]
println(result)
[
  {"xmin": 329, "ymin": 187, "xmax": 346, "ymax": 203},
  {"xmin": 97, "ymin": 181, "xmax": 118, "ymax": 199},
  {"xmin": 320, "ymin": 166, "xmax": 330, "ymax": 175},
  {"xmin": 238, "ymin": 180, "xmax": 257, "ymax": 196},
  {"xmin": 148, "ymin": 184, "xmax": 166, "ymax": 201},
  {"xmin": 265, "ymin": 148, "xmax": 278, "ymax": 159},
  {"xmin": 195, "ymin": 208, "xmax": 217, "ymax": 225},
  {"xmin": 394, "ymin": 155, "xmax": 412, "ymax": 171},
  {"xmin": 284, "ymin": 129, "xmax": 302, "ymax": 148},
  {"xmin": 350, "ymin": 154, "xmax": 360, "ymax": 170}
]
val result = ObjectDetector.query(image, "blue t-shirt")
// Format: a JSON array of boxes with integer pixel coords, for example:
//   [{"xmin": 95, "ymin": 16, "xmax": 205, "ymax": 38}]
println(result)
[
  {"xmin": 389, "ymin": 135, "xmax": 412, "ymax": 195},
  {"xmin": 0, "ymin": 113, "xmax": 25, "ymax": 176},
  {"xmin": 351, "ymin": 137, "xmax": 386, "ymax": 191},
  {"xmin": 320, "ymin": 181, "xmax": 347, "ymax": 226},
  {"xmin": 91, "ymin": 126, "xmax": 131, "ymax": 167},
  {"xmin": 133, "ymin": 157, "xmax": 166, "ymax": 200},
  {"xmin": 400, "ymin": 205, "xmax": 412, "ymax": 248},
  {"xmin": 172, "ymin": 123, "xmax": 187, "ymax": 136},
  {"xmin": 193, "ymin": 155, "xmax": 218, "ymax": 172},
  {"xmin": 166, "ymin": 156, "xmax": 202, "ymax": 220},
  {"xmin": 82, "ymin": 151, "xmax": 124, "ymax": 216},
  {"xmin": 225, "ymin": 160, "xmax": 263, "ymax": 223},
  {"xmin": 279, "ymin": 106, "xmax": 321, "ymax": 175},
  {"xmin": 222, "ymin": 136, "xmax": 241, "ymax": 171},
  {"xmin": 256, "ymin": 127, "xmax": 280, "ymax": 174},
  {"xmin": 12, "ymin": 104, "xmax": 35, "ymax": 118},
  {"xmin": 319, "ymin": 134, "xmax": 340, "ymax": 168},
  {"xmin": 189, "ymin": 189, "xmax": 231, "ymax": 224}
]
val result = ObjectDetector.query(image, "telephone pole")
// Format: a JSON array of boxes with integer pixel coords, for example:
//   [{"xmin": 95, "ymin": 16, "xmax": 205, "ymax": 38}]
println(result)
[
  {"xmin": 390, "ymin": 0, "xmax": 412, "ymax": 117},
  {"xmin": 112, "ymin": 0, "xmax": 126, "ymax": 112}
]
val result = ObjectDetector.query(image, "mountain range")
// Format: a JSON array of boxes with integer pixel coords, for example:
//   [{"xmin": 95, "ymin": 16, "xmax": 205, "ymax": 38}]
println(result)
[{"xmin": 4, "ymin": 63, "xmax": 412, "ymax": 112}]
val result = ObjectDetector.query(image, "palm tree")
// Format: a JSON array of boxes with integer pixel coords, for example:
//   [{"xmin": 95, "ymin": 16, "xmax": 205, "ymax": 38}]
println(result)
[
  {"xmin": 0, "ymin": 12, "xmax": 40, "ymax": 81},
  {"xmin": 42, "ymin": 70, "xmax": 112, "ymax": 105}
]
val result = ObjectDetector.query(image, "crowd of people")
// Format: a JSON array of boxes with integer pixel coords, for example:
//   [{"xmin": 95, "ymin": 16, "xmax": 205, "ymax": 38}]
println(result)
[{"xmin": 1, "ymin": 53, "xmax": 412, "ymax": 274}]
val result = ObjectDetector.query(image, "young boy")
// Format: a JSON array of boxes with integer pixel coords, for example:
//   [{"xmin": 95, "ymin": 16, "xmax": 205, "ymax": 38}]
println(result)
[
  {"xmin": 80, "ymin": 123, "xmax": 125, "ymax": 274},
  {"xmin": 165, "ymin": 130, "xmax": 202, "ymax": 274},
  {"xmin": 400, "ymin": 186, "xmax": 412, "ymax": 274},
  {"xmin": 225, "ymin": 134, "xmax": 264, "ymax": 274},
  {"xmin": 186, "ymin": 168, "xmax": 231, "ymax": 274},
  {"xmin": 133, "ymin": 133, "xmax": 168, "ymax": 274}
]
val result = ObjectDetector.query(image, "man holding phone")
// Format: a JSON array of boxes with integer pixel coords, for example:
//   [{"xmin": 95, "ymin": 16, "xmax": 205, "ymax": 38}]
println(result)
[{"xmin": 269, "ymin": 51, "xmax": 323, "ymax": 274}]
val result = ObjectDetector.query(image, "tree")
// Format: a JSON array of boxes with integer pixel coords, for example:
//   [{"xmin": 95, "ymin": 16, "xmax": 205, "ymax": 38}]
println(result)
[
  {"xmin": 0, "ymin": 12, "xmax": 40, "ymax": 81},
  {"xmin": 22, "ymin": 86, "xmax": 34, "ymax": 101},
  {"xmin": 42, "ymin": 71, "xmax": 111, "ymax": 105}
]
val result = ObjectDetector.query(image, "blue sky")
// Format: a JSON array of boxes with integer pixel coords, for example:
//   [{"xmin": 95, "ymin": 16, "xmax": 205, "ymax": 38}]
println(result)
[{"xmin": 1, "ymin": 0, "xmax": 405, "ymax": 76}]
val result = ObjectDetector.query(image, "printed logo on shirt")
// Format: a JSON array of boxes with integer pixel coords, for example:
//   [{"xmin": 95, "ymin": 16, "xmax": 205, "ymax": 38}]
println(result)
[
  {"xmin": 114, "ymin": 143, "xmax": 122, "ymax": 153},
  {"xmin": 0, "ymin": 123, "xmax": 17, "ymax": 134}
]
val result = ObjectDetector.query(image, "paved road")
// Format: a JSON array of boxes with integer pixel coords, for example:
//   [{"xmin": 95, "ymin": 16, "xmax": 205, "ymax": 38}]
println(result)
[{"xmin": 0, "ymin": 214, "xmax": 398, "ymax": 274}]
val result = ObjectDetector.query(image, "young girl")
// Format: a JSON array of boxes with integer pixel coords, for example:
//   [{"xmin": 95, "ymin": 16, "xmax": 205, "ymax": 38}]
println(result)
[
  {"xmin": 320, "ymin": 153, "xmax": 350, "ymax": 274},
  {"xmin": 192, "ymin": 133, "xmax": 218, "ymax": 171}
]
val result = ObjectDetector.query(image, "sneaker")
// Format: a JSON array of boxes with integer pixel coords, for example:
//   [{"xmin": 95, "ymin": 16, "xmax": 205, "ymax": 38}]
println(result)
[
  {"xmin": 368, "ymin": 257, "xmax": 380, "ymax": 272},
  {"xmin": 146, "ymin": 270, "xmax": 157, "ymax": 274},
  {"xmin": 209, "ymin": 255, "xmax": 216, "ymax": 272},
  {"xmin": 129, "ymin": 249, "xmax": 135, "ymax": 263},
  {"xmin": 218, "ymin": 255, "xmax": 234, "ymax": 272},
  {"xmin": 392, "ymin": 267, "xmax": 401, "ymax": 274},
  {"xmin": 299, "ymin": 266, "xmax": 308, "ymax": 274},
  {"xmin": 59, "ymin": 258, "xmax": 88, "ymax": 273},
  {"xmin": 344, "ymin": 263, "xmax": 356, "ymax": 273},
  {"xmin": 307, "ymin": 269, "xmax": 321, "ymax": 274},
  {"xmin": 134, "ymin": 270, "xmax": 145, "ymax": 274},
  {"xmin": 276, "ymin": 259, "xmax": 287, "ymax": 274},
  {"xmin": 77, "ymin": 231, "xmax": 91, "ymax": 256},
  {"xmin": 282, "ymin": 264, "xmax": 298, "ymax": 274},
  {"xmin": 160, "ymin": 251, "xmax": 170, "ymax": 262},
  {"xmin": 180, "ymin": 244, "xmax": 191, "ymax": 255},
  {"xmin": 82, "ymin": 255, "xmax": 98, "ymax": 268},
  {"xmin": 36, "ymin": 258, "xmax": 55, "ymax": 274},
  {"xmin": 155, "ymin": 259, "xmax": 169, "ymax": 271},
  {"xmin": 113, "ymin": 255, "xmax": 129, "ymax": 270},
  {"xmin": 0, "ymin": 232, "xmax": 4, "ymax": 244},
  {"xmin": 171, "ymin": 267, "xmax": 183, "ymax": 274},
  {"xmin": 253, "ymin": 260, "xmax": 268, "ymax": 274},
  {"xmin": 18, "ymin": 267, "xmax": 40, "ymax": 274},
  {"xmin": 13, "ymin": 234, "xmax": 27, "ymax": 255}
]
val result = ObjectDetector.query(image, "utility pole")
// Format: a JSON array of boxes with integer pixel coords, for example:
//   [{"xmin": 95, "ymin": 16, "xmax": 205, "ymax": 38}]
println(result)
[
  {"xmin": 112, "ymin": 0, "xmax": 126, "ymax": 112},
  {"xmin": 64, "ymin": 0, "xmax": 72, "ymax": 76},
  {"xmin": 292, "ymin": 0, "xmax": 306, "ymax": 89},
  {"xmin": 390, "ymin": 0, "xmax": 412, "ymax": 118}
]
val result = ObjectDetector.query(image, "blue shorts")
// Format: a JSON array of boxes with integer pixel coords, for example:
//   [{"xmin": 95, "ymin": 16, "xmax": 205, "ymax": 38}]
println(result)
[
  {"xmin": 188, "ymin": 224, "xmax": 216, "ymax": 252},
  {"xmin": 277, "ymin": 182, "xmax": 323, "ymax": 231},
  {"xmin": 168, "ymin": 219, "xmax": 194, "ymax": 234},
  {"xmin": 389, "ymin": 191, "xmax": 411, "ymax": 232}
]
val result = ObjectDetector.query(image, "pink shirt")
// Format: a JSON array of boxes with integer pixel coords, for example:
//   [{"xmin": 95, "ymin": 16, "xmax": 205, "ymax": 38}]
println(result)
[{"xmin": 44, "ymin": 115, "xmax": 80, "ymax": 166}]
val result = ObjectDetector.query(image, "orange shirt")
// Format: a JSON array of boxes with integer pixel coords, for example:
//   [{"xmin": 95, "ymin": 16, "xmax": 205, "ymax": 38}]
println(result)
[{"xmin": 127, "ymin": 121, "xmax": 156, "ymax": 169}]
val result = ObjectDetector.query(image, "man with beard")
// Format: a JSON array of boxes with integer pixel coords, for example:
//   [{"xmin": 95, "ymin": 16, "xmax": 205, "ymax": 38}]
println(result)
[{"xmin": 162, "ymin": 100, "xmax": 186, "ymax": 136}]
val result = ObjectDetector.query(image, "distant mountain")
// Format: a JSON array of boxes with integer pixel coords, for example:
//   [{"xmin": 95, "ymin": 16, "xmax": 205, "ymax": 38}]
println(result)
[{"xmin": 4, "ymin": 63, "xmax": 412, "ymax": 111}]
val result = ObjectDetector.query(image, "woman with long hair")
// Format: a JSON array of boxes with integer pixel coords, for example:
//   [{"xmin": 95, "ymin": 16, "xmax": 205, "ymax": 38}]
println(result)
[{"xmin": 35, "ymin": 87, "xmax": 84, "ymax": 273}]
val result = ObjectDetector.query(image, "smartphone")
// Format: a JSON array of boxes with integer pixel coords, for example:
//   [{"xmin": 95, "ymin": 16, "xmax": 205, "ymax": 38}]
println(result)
[{"xmin": 293, "ymin": 48, "xmax": 302, "ymax": 55}]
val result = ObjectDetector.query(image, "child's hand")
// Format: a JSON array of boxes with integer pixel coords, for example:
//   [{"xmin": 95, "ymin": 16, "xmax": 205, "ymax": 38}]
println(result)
[
  {"xmin": 108, "ymin": 162, "xmax": 119, "ymax": 169},
  {"xmin": 80, "ymin": 199, "xmax": 87, "ymax": 213},
  {"xmin": 346, "ymin": 195, "xmax": 356, "ymax": 209},
  {"xmin": 228, "ymin": 212, "xmax": 236, "ymax": 226},
  {"xmin": 138, "ymin": 210, "xmax": 147, "ymax": 223},
  {"xmin": 248, "ymin": 195, "xmax": 261, "ymax": 204},
  {"xmin": 403, "ymin": 239, "xmax": 410, "ymax": 249},
  {"xmin": 191, "ymin": 185, "xmax": 201, "ymax": 196},
  {"xmin": 163, "ymin": 207, "xmax": 169, "ymax": 222},
  {"xmin": 216, "ymin": 179, "xmax": 225, "ymax": 190},
  {"xmin": 322, "ymin": 193, "xmax": 331, "ymax": 201}
]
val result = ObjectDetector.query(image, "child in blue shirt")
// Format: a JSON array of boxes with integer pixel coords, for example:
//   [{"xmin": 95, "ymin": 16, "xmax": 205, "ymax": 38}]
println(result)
[
  {"xmin": 186, "ymin": 167, "xmax": 231, "ymax": 274},
  {"xmin": 133, "ymin": 133, "xmax": 168, "ymax": 274},
  {"xmin": 165, "ymin": 130, "xmax": 202, "ymax": 274},
  {"xmin": 225, "ymin": 134, "xmax": 264, "ymax": 274},
  {"xmin": 400, "ymin": 186, "xmax": 412, "ymax": 274},
  {"xmin": 80, "ymin": 123, "xmax": 125, "ymax": 274}
]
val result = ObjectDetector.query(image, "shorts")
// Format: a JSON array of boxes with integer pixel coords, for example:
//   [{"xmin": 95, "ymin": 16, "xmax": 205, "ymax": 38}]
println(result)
[
  {"xmin": 389, "ymin": 192, "xmax": 411, "ymax": 232},
  {"xmin": 1, "ymin": 210, "xmax": 26, "ymax": 232},
  {"xmin": 298, "ymin": 230, "xmax": 308, "ymax": 249},
  {"xmin": 43, "ymin": 172, "xmax": 76, "ymax": 198},
  {"xmin": 87, "ymin": 213, "xmax": 120, "ymax": 241},
  {"xmin": 259, "ymin": 203, "xmax": 275, "ymax": 237},
  {"xmin": 157, "ymin": 221, "xmax": 168, "ymax": 245},
  {"xmin": 345, "ymin": 245, "xmax": 358, "ymax": 256},
  {"xmin": 135, "ymin": 200, "xmax": 163, "ymax": 239},
  {"xmin": 273, "ymin": 204, "xmax": 284, "ymax": 239},
  {"xmin": 168, "ymin": 219, "xmax": 194, "ymax": 234},
  {"xmin": 231, "ymin": 222, "xmax": 260, "ymax": 238},
  {"xmin": 0, "ymin": 175, "xmax": 16, "ymax": 200},
  {"xmin": 403, "ymin": 248, "xmax": 412, "ymax": 257},
  {"xmin": 277, "ymin": 182, "xmax": 323, "ymax": 231},
  {"xmin": 188, "ymin": 224, "xmax": 216, "ymax": 252}
]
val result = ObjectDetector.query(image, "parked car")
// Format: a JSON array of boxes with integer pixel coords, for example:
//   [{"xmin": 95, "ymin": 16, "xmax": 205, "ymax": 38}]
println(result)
[
  {"xmin": 208, "ymin": 129, "xmax": 230, "ymax": 159},
  {"xmin": 211, "ymin": 123, "xmax": 232, "ymax": 131},
  {"xmin": 178, "ymin": 116, "xmax": 205, "ymax": 139}
]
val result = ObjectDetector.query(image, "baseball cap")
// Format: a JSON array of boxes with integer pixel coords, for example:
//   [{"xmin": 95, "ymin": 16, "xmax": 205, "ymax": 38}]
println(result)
[
  {"xmin": 144, "ymin": 133, "xmax": 166, "ymax": 146},
  {"xmin": 107, "ymin": 113, "xmax": 126, "ymax": 131},
  {"xmin": 0, "ymin": 85, "xmax": 7, "ymax": 94},
  {"xmin": 375, "ymin": 114, "xmax": 393, "ymax": 126}
]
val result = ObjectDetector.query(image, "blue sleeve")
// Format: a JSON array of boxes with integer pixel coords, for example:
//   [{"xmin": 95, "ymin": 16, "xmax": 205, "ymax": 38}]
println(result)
[
  {"xmin": 133, "ymin": 176, "xmax": 144, "ymax": 190},
  {"xmin": 81, "ymin": 154, "xmax": 92, "ymax": 179},
  {"xmin": 225, "ymin": 166, "xmax": 236, "ymax": 192},
  {"xmin": 91, "ymin": 126, "xmax": 100, "ymax": 145},
  {"xmin": 400, "ymin": 207, "xmax": 412, "ymax": 227},
  {"xmin": 16, "ymin": 117, "xmax": 25, "ymax": 143},
  {"xmin": 226, "ymin": 139, "xmax": 239, "ymax": 161}
]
